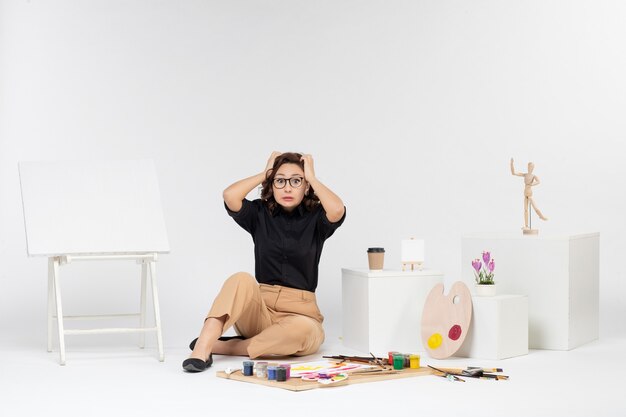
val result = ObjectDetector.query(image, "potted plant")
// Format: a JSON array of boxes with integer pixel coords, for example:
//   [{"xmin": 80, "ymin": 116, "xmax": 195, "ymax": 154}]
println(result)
[{"xmin": 472, "ymin": 251, "xmax": 496, "ymax": 296}]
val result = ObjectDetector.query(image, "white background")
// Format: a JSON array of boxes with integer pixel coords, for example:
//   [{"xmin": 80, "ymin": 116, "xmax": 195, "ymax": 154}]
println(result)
[{"xmin": 1, "ymin": 0, "xmax": 625, "ymax": 353}]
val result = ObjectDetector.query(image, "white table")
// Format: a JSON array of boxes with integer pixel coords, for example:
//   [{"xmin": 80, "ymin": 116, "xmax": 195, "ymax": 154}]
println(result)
[
  {"xmin": 342, "ymin": 268, "xmax": 443, "ymax": 356},
  {"xmin": 462, "ymin": 232, "xmax": 599, "ymax": 350},
  {"xmin": 457, "ymin": 295, "xmax": 528, "ymax": 360}
]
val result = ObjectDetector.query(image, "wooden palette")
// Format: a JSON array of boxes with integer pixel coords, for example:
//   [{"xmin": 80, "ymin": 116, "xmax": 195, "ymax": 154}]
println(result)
[{"xmin": 420, "ymin": 281, "xmax": 472, "ymax": 359}]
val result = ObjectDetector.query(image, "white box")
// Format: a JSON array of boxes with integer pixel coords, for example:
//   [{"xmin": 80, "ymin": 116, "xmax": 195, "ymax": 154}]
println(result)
[
  {"xmin": 462, "ymin": 233, "xmax": 599, "ymax": 350},
  {"xmin": 341, "ymin": 268, "xmax": 443, "ymax": 356},
  {"xmin": 458, "ymin": 295, "xmax": 528, "ymax": 360}
]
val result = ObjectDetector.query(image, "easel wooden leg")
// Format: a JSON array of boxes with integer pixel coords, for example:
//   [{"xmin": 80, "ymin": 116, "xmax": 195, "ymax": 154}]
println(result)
[
  {"xmin": 139, "ymin": 262, "xmax": 147, "ymax": 349},
  {"xmin": 148, "ymin": 260, "xmax": 164, "ymax": 362},
  {"xmin": 51, "ymin": 257, "xmax": 66, "ymax": 365}
]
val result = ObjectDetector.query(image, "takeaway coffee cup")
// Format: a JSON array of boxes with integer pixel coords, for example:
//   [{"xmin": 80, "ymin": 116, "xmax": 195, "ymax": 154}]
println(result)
[{"xmin": 367, "ymin": 247, "xmax": 385, "ymax": 270}]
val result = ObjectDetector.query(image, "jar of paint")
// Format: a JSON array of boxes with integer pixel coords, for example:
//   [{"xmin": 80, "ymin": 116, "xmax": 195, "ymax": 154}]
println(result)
[
  {"xmin": 255, "ymin": 361, "xmax": 268, "ymax": 378},
  {"xmin": 267, "ymin": 366, "xmax": 278, "ymax": 380},
  {"xmin": 409, "ymin": 354, "xmax": 420, "ymax": 369},
  {"xmin": 388, "ymin": 351, "xmax": 398, "ymax": 365},
  {"xmin": 243, "ymin": 360, "xmax": 254, "ymax": 376},
  {"xmin": 276, "ymin": 366, "xmax": 287, "ymax": 382},
  {"xmin": 403, "ymin": 354, "xmax": 411, "ymax": 368},
  {"xmin": 393, "ymin": 353, "xmax": 404, "ymax": 370},
  {"xmin": 279, "ymin": 363, "xmax": 291, "ymax": 379}
]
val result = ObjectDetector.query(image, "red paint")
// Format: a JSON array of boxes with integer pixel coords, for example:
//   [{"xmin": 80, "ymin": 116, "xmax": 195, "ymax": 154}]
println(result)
[{"xmin": 448, "ymin": 324, "xmax": 462, "ymax": 341}]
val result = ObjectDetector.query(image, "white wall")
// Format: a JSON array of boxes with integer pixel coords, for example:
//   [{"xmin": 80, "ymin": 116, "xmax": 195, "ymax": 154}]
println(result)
[{"xmin": 1, "ymin": 0, "xmax": 625, "ymax": 349}]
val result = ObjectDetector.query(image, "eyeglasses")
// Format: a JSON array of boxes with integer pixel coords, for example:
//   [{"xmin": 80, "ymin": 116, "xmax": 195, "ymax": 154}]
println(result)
[{"xmin": 273, "ymin": 177, "xmax": 304, "ymax": 189}]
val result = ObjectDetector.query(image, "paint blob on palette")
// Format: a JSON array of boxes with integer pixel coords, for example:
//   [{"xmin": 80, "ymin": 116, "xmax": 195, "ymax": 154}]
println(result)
[{"xmin": 420, "ymin": 282, "xmax": 472, "ymax": 359}]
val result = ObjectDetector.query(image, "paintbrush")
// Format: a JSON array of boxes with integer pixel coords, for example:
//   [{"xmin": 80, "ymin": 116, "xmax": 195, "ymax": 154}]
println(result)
[
  {"xmin": 323, "ymin": 355, "xmax": 382, "ymax": 364},
  {"xmin": 436, "ymin": 367, "xmax": 509, "ymax": 380},
  {"xmin": 323, "ymin": 354, "xmax": 389, "ymax": 369},
  {"xmin": 467, "ymin": 366, "xmax": 504, "ymax": 373},
  {"xmin": 480, "ymin": 374, "xmax": 509, "ymax": 380},
  {"xmin": 436, "ymin": 367, "xmax": 479, "ymax": 375},
  {"xmin": 369, "ymin": 352, "xmax": 388, "ymax": 369},
  {"xmin": 349, "ymin": 368, "xmax": 401, "ymax": 376},
  {"xmin": 428, "ymin": 365, "xmax": 465, "ymax": 382}
]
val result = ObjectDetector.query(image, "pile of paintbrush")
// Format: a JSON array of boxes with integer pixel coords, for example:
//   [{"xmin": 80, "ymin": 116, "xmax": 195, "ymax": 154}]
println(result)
[
  {"xmin": 428, "ymin": 365, "xmax": 509, "ymax": 382},
  {"xmin": 323, "ymin": 353, "xmax": 388, "ymax": 368}
]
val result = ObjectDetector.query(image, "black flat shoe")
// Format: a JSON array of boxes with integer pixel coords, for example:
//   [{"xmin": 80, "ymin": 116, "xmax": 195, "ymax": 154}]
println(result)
[
  {"xmin": 188, "ymin": 335, "xmax": 246, "ymax": 351},
  {"xmin": 182, "ymin": 354, "xmax": 213, "ymax": 373}
]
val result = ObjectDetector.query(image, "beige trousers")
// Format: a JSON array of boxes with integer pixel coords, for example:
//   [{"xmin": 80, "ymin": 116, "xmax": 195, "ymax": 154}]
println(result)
[{"xmin": 207, "ymin": 272, "xmax": 325, "ymax": 359}]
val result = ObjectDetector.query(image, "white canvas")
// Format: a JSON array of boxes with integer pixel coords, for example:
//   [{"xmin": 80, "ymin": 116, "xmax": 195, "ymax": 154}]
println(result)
[
  {"xmin": 19, "ymin": 159, "xmax": 170, "ymax": 256},
  {"xmin": 401, "ymin": 239, "xmax": 425, "ymax": 263}
]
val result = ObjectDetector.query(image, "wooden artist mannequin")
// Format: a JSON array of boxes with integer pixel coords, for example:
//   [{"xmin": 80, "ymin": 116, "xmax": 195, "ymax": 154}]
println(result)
[{"xmin": 510, "ymin": 158, "xmax": 548, "ymax": 234}]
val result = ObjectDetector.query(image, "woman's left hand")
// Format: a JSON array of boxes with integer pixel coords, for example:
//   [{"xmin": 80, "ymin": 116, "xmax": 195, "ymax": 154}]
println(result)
[{"xmin": 301, "ymin": 154, "xmax": 316, "ymax": 183}]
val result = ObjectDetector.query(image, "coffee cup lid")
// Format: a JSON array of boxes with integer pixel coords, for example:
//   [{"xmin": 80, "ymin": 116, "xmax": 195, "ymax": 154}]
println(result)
[{"xmin": 367, "ymin": 247, "xmax": 385, "ymax": 253}]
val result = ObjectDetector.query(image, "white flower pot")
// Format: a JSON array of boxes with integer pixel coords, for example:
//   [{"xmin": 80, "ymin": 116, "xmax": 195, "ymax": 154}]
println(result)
[{"xmin": 475, "ymin": 284, "xmax": 496, "ymax": 297}]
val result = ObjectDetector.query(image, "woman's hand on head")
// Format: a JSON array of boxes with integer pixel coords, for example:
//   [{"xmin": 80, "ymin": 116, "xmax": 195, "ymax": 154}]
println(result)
[
  {"xmin": 301, "ymin": 154, "xmax": 316, "ymax": 182},
  {"xmin": 265, "ymin": 151, "xmax": 282, "ymax": 175}
]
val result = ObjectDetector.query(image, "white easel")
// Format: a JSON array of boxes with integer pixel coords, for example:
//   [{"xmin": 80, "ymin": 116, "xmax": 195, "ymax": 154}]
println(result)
[
  {"xmin": 20, "ymin": 160, "xmax": 170, "ymax": 365},
  {"xmin": 46, "ymin": 254, "xmax": 164, "ymax": 365},
  {"xmin": 401, "ymin": 238, "xmax": 424, "ymax": 271}
]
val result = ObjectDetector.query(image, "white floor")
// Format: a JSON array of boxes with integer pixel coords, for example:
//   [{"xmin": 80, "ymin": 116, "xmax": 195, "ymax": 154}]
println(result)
[{"xmin": 2, "ymin": 335, "xmax": 625, "ymax": 417}]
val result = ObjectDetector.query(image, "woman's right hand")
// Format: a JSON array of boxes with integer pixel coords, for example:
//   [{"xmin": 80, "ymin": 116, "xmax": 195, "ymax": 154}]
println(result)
[
  {"xmin": 224, "ymin": 151, "xmax": 281, "ymax": 212},
  {"xmin": 264, "ymin": 151, "xmax": 282, "ymax": 174}
]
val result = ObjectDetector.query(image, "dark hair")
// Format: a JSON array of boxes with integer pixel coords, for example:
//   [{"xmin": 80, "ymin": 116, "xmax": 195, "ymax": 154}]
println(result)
[{"xmin": 261, "ymin": 152, "xmax": 320, "ymax": 214}]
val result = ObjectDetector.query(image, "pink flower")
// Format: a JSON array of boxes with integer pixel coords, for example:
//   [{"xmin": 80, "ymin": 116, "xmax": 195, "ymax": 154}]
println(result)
[
  {"xmin": 472, "ymin": 259, "xmax": 482, "ymax": 273},
  {"xmin": 474, "ymin": 251, "xmax": 496, "ymax": 284},
  {"xmin": 482, "ymin": 251, "xmax": 491, "ymax": 264}
]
